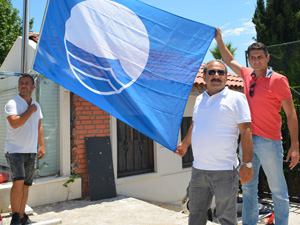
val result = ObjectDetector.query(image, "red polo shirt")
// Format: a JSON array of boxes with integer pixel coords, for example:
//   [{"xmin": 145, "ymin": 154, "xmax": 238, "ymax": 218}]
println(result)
[{"xmin": 241, "ymin": 67, "xmax": 292, "ymax": 140}]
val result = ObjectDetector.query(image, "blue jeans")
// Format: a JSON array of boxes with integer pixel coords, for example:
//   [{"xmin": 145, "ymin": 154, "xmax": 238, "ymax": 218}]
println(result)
[
  {"xmin": 241, "ymin": 135, "xmax": 289, "ymax": 225},
  {"xmin": 5, "ymin": 153, "xmax": 36, "ymax": 186},
  {"xmin": 188, "ymin": 167, "xmax": 239, "ymax": 225}
]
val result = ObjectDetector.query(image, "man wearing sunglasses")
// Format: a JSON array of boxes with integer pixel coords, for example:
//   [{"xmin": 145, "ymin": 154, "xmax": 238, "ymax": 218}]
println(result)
[
  {"xmin": 176, "ymin": 59, "xmax": 253, "ymax": 224},
  {"xmin": 215, "ymin": 27, "xmax": 299, "ymax": 225}
]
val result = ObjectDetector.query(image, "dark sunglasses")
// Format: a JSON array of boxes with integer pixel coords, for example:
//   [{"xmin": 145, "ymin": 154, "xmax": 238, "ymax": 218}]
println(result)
[
  {"xmin": 208, "ymin": 69, "xmax": 225, "ymax": 76},
  {"xmin": 249, "ymin": 82, "xmax": 256, "ymax": 97}
]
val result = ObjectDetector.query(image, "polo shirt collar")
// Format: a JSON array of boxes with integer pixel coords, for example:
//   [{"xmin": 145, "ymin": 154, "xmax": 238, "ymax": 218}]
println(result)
[
  {"xmin": 250, "ymin": 66, "xmax": 274, "ymax": 78},
  {"xmin": 204, "ymin": 86, "xmax": 229, "ymax": 97}
]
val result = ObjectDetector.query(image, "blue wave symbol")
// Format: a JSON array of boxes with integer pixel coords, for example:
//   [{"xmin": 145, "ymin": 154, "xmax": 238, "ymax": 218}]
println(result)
[{"xmin": 65, "ymin": 40, "xmax": 134, "ymax": 95}]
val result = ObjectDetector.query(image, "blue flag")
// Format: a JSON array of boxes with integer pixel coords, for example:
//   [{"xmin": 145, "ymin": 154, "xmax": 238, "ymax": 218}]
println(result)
[{"xmin": 33, "ymin": 0, "xmax": 215, "ymax": 151}]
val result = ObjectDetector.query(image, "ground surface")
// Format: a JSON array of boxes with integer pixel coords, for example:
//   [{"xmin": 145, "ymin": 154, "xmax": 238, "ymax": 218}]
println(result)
[{"xmin": 1, "ymin": 196, "xmax": 300, "ymax": 225}]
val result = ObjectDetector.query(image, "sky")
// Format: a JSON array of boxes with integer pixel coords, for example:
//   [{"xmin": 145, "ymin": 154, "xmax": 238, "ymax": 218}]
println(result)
[{"xmin": 11, "ymin": 0, "xmax": 258, "ymax": 67}]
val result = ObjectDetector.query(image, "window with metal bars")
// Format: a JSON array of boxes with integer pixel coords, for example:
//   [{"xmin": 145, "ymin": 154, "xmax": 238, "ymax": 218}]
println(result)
[
  {"xmin": 117, "ymin": 119, "xmax": 154, "ymax": 178},
  {"xmin": 180, "ymin": 117, "xmax": 194, "ymax": 168}
]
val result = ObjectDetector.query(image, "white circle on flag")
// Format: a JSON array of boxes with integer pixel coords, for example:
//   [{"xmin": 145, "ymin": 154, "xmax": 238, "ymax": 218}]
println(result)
[{"xmin": 64, "ymin": 0, "xmax": 150, "ymax": 95}]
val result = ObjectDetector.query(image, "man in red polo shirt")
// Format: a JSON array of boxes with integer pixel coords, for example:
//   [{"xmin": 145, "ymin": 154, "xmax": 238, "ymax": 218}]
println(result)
[{"xmin": 215, "ymin": 27, "xmax": 299, "ymax": 225}]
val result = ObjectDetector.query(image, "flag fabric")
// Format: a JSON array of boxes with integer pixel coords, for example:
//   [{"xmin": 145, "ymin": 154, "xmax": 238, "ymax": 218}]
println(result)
[{"xmin": 33, "ymin": 0, "xmax": 215, "ymax": 151}]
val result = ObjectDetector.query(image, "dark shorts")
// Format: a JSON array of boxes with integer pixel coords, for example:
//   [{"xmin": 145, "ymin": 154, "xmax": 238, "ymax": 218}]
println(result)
[{"xmin": 5, "ymin": 153, "xmax": 37, "ymax": 186}]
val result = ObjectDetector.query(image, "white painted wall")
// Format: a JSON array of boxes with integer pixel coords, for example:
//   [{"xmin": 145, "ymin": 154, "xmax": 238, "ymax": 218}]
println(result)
[
  {"xmin": 111, "ymin": 94, "xmax": 198, "ymax": 205},
  {"xmin": 0, "ymin": 37, "xmax": 37, "ymax": 74}
]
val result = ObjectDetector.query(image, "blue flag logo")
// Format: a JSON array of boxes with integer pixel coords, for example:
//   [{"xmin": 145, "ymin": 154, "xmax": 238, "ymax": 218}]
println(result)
[
  {"xmin": 34, "ymin": 0, "xmax": 216, "ymax": 151},
  {"xmin": 65, "ymin": 0, "xmax": 150, "ymax": 95}
]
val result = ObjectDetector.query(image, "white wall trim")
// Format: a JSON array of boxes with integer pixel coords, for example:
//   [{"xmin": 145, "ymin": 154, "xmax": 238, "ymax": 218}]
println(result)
[
  {"xmin": 0, "ymin": 176, "xmax": 81, "ymax": 213},
  {"xmin": 59, "ymin": 87, "xmax": 71, "ymax": 176},
  {"xmin": 110, "ymin": 115, "xmax": 118, "ymax": 180}
]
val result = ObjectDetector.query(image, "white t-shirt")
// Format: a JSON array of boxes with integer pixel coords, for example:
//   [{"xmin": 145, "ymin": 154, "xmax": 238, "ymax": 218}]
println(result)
[
  {"xmin": 5, "ymin": 95, "xmax": 43, "ymax": 154},
  {"xmin": 192, "ymin": 87, "xmax": 251, "ymax": 170}
]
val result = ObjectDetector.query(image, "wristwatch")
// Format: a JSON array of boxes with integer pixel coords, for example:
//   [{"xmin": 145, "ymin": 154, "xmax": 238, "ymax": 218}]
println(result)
[{"xmin": 241, "ymin": 162, "xmax": 253, "ymax": 168}]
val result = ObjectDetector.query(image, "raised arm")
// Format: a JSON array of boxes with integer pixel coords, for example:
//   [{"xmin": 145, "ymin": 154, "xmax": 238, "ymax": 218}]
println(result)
[{"xmin": 215, "ymin": 27, "xmax": 243, "ymax": 77}]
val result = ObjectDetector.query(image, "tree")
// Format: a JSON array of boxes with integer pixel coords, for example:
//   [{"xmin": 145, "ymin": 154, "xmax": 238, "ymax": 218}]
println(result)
[
  {"xmin": 209, "ymin": 42, "xmax": 237, "ymax": 61},
  {"xmin": 253, "ymin": 0, "xmax": 300, "ymax": 45},
  {"xmin": 252, "ymin": 0, "xmax": 300, "ymax": 87},
  {"xmin": 0, "ymin": 0, "xmax": 34, "ymax": 66}
]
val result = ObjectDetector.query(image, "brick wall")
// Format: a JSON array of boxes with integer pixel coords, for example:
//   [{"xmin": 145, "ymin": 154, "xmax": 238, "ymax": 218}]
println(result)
[{"xmin": 70, "ymin": 93, "xmax": 110, "ymax": 197}]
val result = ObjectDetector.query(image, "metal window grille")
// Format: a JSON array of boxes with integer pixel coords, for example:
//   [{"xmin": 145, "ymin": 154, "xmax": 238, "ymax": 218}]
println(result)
[
  {"xmin": 117, "ymin": 119, "xmax": 154, "ymax": 178},
  {"xmin": 181, "ymin": 117, "xmax": 194, "ymax": 168}
]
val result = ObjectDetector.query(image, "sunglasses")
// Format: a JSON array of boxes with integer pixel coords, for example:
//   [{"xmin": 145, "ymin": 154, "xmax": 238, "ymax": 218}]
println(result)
[
  {"xmin": 208, "ymin": 69, "xmax": 225, "ymax": 76},
  {"xmin": 249, "ymin": 82, "xmax": 256, "ymax": 97}
]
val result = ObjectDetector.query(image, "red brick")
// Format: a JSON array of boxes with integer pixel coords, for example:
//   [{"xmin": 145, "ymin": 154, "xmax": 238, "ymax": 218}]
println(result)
[
  {"xmin": 75, "ymin": 149, "xmax": 86, "ymax": 155},
  {"xmin": 90, "ymin": 106, "xmax": 100, "ymax": 111},
  {"xmin": 80, "ymin": 174, "xmax": 88, "ymax": 179},
  {"xmin": 78, "ymin": 135, "xmax": 86, "ymax": 139},
  {"xmin": 74, "ymin": 140, "xmax": 85, "ymax": 145},
  {"xmin": 93, "ymin": 110, "xmax": 106, "ymax": 115},
  {"xmin": 75, "ymin": 130, "xmax": 87, "ymax": 135},
  {"xmin": 84, "ymin": 134, "xmax": 95, "ymax": 138},
  {"xmin": 75, "ymin": 125, "xmax": 84, "ymax": 130},
  {"xmin": 78, "ymin": 164, "xmax": 86, "ymax": 169},
  {"xmin": 95, "ymin": 116, "xmax": 106, "ymax": 120},
  {"xmin": 75, "ymin": 106, "xmax": 84, "ymax": 111},
  {"xmin": 95, "ymin": 125, "xmax": 106, "ymax": 129},
  {"xmin": 78, "ymin": 159, "xmax": 87, "ymax": 164},
  {"xmin": 84, "ymin": 125, "xmax": 95, "ymax": 130},
  {"xmin": 75, "ymin": 169, "xmax": 87, "ymax": 174},
  {"xmin": 81, "ymin": 101, "xmax": 92, "ymax": 106},
  {"xmin": 92, "ymin": 120, "xmax": 103, "ymax": 124},
  {"xmin": 81, "ymin": 120, "xmax": 92, "ymax": 125},
  {"xmin": 78, "ymin": 116, "xmax": 89, "ymax": 120},
  {"xmin": 87, "ymin": 129, "xmax": 98, "ymax": 134},
  {"xmin": 76, "ymin": 144, "xmax": 85, "ymax": 149},
  {"xmin": 73, "ymin": 121, "xmax": 81, "ymax": 126}
]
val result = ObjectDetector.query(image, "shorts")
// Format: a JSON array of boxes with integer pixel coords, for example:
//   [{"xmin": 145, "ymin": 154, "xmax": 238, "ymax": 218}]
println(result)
[{"xmin": 5, "ymin": 153, "xmax": 37, "ymax": 186}]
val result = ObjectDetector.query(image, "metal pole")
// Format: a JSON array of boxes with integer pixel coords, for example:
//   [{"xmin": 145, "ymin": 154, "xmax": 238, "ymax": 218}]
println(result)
[{"xmin": 21, "ymin": 0, "xmax": 30, "ymax": 74}]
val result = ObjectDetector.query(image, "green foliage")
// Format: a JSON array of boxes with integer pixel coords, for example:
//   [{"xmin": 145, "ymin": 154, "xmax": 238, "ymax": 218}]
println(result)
[
  {"xmin": 209, "ymin": 42, "xmax": 237, "ymax": 61},
  {"xmin": 63, "ymin": 173, "xmax": 81, "ymax": 188},
  {"xmin": 253, "ymin": 0, "xmax": 300, "ymax": 45},
  {"xmin": 252, "ymin": 0, "xmax": 300, "ymax": 86},
  {"xmin": 0, "ymin": 0, "xmax": 34, "ymax": 66},
  {"xmin": 267, "ymin": 41, "xmax": 300, "ymax": 87}
]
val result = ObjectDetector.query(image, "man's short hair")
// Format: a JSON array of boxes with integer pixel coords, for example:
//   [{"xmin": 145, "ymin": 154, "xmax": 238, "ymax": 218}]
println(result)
[
  {"xmin": 19, "ymin": 74, "xmax": 35, "ymax": 85},
  {"xmin": 247, "ymin": 42, "xmax": 269, "ymax": 57},
  {"xmin": 203, "ymin": 59, "xmax": 228, "ymax": 75}
]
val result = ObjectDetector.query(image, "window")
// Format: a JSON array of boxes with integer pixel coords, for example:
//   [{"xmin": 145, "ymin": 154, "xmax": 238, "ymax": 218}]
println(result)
[
  {"xmin": 35, "ymin": 77, "xmax": 60, "ymax": 176},
  {"xmin": 181, "ymin": 117, "xmax": 194, "ymax": 168},
  {"xmin": 117, "ymin": 119, "xmax": 154, "ymax": 178},
  {"xmin": 0, "ymin": 86, "xmax": 18, "ymax": 171}
]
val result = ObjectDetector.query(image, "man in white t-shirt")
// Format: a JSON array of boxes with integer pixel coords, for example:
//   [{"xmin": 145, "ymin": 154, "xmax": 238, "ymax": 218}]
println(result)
[
  {"xmin": 5, "ymin": 74, "xmax": 45, "ymax": 225},
  {"xmin": 176, "ymin": 60, "xmax": 253, "ymax": 225}
]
